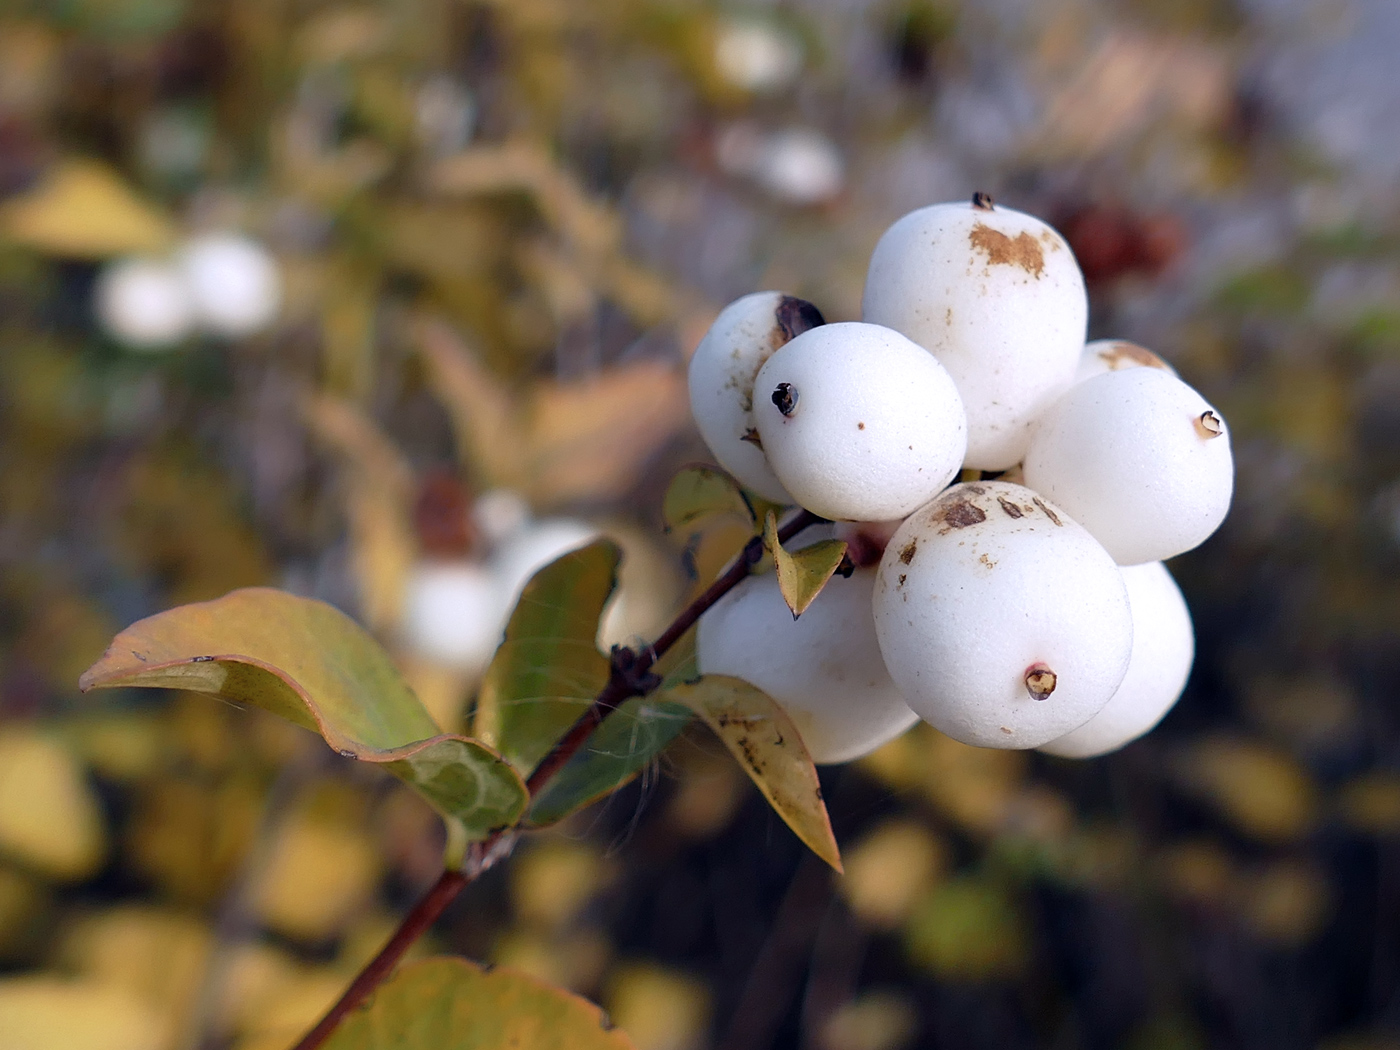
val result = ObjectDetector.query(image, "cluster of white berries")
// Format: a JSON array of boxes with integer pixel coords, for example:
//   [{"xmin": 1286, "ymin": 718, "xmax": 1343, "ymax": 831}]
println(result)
[
  {"xmin": 95, "ymin": 232, "xmax": 281, "ymax": 351},
  {"xmin": 689, "ymin": 194, "xmax": 1231, "ymax": 762}
]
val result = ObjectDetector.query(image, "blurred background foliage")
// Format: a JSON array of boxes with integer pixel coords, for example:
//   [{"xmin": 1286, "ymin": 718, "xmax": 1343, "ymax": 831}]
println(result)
[{"xmin": 0, "ymin": 0, "xmax": 1397, "ymax": 1048}]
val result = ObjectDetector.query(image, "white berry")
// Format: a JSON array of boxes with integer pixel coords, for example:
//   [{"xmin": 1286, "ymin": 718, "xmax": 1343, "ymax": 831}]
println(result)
[
  {"xmin": 687, "ymin": 291, "xmax": 824, "ymax": 502},
  {"xmin": 179, "ymin": 232, "xmax": 282, "ymax": 338},
  {"xmin": 872, "ymin": 482, "xmax": 1132, "ymax": 749},
  {"xmin": 1022, "ymin": 367, "xmax": 1234, "ymax": 565},
  {"xmin": 489, "ymin": 517, "xmax": 601, "ymax": 612},
  {"xmin": 1040, "ymin": 561, "xmax": 1194, "ymax": 758},
  {"xmin": 752, "ymin": 322, "xmax": 967, "ymax": 521},
  {"xmin": 862, "ymin": 197, "xmax": 1087, "ymax": 470},
  {"xmin": 401, "ymin": 560, "xmax": 505, "ymax": 673},
  {"xmin": 698, "ymin": 568, "xmax": 919, "ymax": 764},
  {"xmin": 95, "ymin": 257, "xmax": 196, "ymax": 350},
  {"xmin": 1074, "ymin": 339, "xmax": 1177, "ymax": 384}
]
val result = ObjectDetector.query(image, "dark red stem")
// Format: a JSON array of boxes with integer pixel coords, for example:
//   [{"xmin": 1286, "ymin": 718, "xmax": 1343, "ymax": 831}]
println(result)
[{"xmin": 289, "ymin": 507, "xmax": 824, "ymax": 1050}]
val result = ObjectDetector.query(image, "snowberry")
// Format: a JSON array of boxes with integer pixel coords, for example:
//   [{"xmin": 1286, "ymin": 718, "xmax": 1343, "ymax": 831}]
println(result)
[
  {"xmin": 872, "ymin": 482, "xmax": 1133, "ymax": 749},
  {"xmin": 179, "ymin": 232, "xmax": 281, "ymax": 338},
  {"xmin": 1039, "ymin": 561, "xmax": 1194, "ymax": 758},
  {"xmin": 687, "ymin": 291, "xmax": 824, "ymax": 502},
  {"xmin": 698, "ymin": 568, "xmax": 919, "ymax": 764},
  {"xmin": 1074, "ymin": 338, "xmax": 1176, "ymax": 384},
  {"xmin": 1022, "ymin": 367, "xmax": 1234, "ymax": 565},
  {"xmin": 752, "ymin": 322, "xmax": 967, "ymax": 521},
  {"xmin": 489, "ymin": 517, "xmax": 601, "ymax": 612},
  {"xmin": 862, "ymin": 196, "xmax": 1088, "ymax": 470},
  {"xmin": 401, "ymin": 560, "xmax": 505, "ymax": 673},
  {"xmin": 95, "ymin": 257, "xmax": 196, "ymax": 350}
]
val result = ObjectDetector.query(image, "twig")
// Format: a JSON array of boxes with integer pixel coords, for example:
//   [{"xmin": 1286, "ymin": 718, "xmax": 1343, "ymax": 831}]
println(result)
[{"xmin": 288, "ymin": 507, "xmax": 824, "ymax": 1050}]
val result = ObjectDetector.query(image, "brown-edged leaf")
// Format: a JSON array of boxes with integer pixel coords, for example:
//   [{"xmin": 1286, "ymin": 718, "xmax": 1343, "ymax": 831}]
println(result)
[
  {"xmin": 662, "ymin": 466, "xmax": 750, "ymax": 533},
  {"xmin": 476, "ymin": 541, "xmax": 619, "ymax": 774},
  {"xmin": 664, "ymin": 675, "xmax": 841, "ymax": 872},
  {"xmin": 763, "ymin": 511, "xmax": 847, "ymax": 617},
  {"xmin": 0, "ymin": 159, "xmax": 177, "ymax": 258},
  {"xmin": 322, "ymin": 956, "xmax": 636, "ymax": 1050},
  {"xmin": 78, "ymin": 589, "xmax": 527, "ymax": 841}
]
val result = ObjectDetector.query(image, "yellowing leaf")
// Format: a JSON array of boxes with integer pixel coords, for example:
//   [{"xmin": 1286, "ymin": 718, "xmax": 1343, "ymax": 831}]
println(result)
[
  {"xmin": 904, "ymin": 877, "xmax": 1027, "ymax": 981},
  {"xmin": 604, "ymin": 962, "xmax": 710, "ymax": 1050},
  {"xmin": 79, "ymin": 588, "xmax": 527, "ymax": 841},
  {"xmin": 322, "ymin": 956, "xmax": 636, "ymax": 1050},
  {"xmin": 1175, "ymin": 736, "xmax": 1319, "ymax": 843},
  {"xmin": 840, "ymin": 820, "xmax": 948, "ymax": 931},
  {"xmin": 510, "ymin": 840, "xmax": 612, "ymax": 930},
  {"xmin": 0, "ymin": 159, "xmax": 177, "ymax": 259},
  {"xmin": 0, "ymin": 977, "xmax": 169, "ymax": 1050},
  {"xmin": 662, "ymin": 466, "xmax": 750, "ymax": 533},
  {"xmin": 664, "ymin": 675, "xmax": 841, "ymax": 872},
  {"xmin": 764, "ymin": 511, "xmax": 846, "ymax": 617},
  {"xmin": 477, "ymin": 542, "xmax": 618, "ymax": 773},
  {"xmin": 252, "ymin": 811, "xmax": 381, "ymax": 942},
  {"xmin": 0, "ymin": 728, "xmax": 106, "ymax": 881}
]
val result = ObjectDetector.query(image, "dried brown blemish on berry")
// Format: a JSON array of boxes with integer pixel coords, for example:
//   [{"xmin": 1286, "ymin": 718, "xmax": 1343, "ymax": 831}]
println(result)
[
  {"xmin": 964, "ymin": 483, "xmax": 986, "ymax": 495},
  {"xmin": 997, "ymin": 497, "xmax": 1024, "ymax": 519},
  {"xmin": 978, "ymin": 552, "xmax": 996, "ymax": 569},
  {"xmin": 969, "ymin": 223, "xmax": 1046, "ymax": 278},
  {"xmin": 857, "ymin": 421, "xmax": 866, "ymax": 430},
  {"xmin": 971, "ymin": 191, "xmax": 995, "ymax": 211},
  {"xmin": 1032, "ymin": 497, "xmax": 1062, "ymax": 526},
  {"xmin": 741, "ymin": 427, "xmax": 763, "ymax": 449},
  {"xmin": 1025, "ymin": 664, "xmax": 1057, "ymax": 700},
  {"xmin": 897, "ymin": 573, "xmax": 907, "ymax": 586},
  {"xmin": 1099, "ymin": 340, "xmax": 1168, "ymax": 371},
  {"xmin": 936, "ymin": 498, "xmax": 987, "ymax": 530},
  {"xmin": 1000, "ymin": 726, "xmax": 1013, "ymax": 734},
  {"xmin": 775, "ymin": 295, "xmax": 826, "ymax": 343},
  {"xmin": 1195, "ymin": 410, "xmax": 1224, "ymax": 439},
  {"xmin": 899, "ymin": 539, "xmax": 917, "ymax": 565}
]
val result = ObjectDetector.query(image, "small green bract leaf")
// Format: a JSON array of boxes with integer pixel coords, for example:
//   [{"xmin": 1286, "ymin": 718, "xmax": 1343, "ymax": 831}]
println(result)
[
  {"xmin": 78, "ymin": 588, "xmax": 527, "ymax": 841},
  {"xmin": 664, "ymin": 674, "xmax": 841, "ymax": 872},
  {"xmin": 526, "ymin": 696, "xmax": 692, "ymax": 826},
  {"xmin": 477, "ymin": 541, "xmax": 619, "ymax": 774},
  {"xmin": 322, "ymin": 956, "xmax": 637, "ymax": 1050},
  {"xmin": 763, "ymin": 511, "xmax": 847, "ymax": 617},
  {"xmin": 662, "ymin": 465, "xmax": 750, "ymax": 531}
]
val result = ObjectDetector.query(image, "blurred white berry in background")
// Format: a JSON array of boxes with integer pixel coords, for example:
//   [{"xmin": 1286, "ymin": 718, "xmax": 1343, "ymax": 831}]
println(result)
[
  {"xmin": 717, "ymin": 123, "xmax": 844, "ymax": 206},
  {"xmin": 415, "ymin": 75, "xmax": 476, "ymax": 157},
  {"xmin": 873, "ymin": 482, "xmax": 1133, "ymax": 750},
  {"xmin": 179, "ymin": 232, "xmax": 282, "ymax": 338},
  {"xmin": 1023, "ymin": 367, "xmax": 1234, "ymax": 565},
  {"xmin": 1040, "ymin": 560, "xmax": 1195, "ymax": 759},
  {"xmin": 95, "ymin": 257, "xmax": 196, "ymax": 351},
  {"xmin": 489, "ymin": 517, "xmax": 602, "ymax": 614},
  {"xmin": 473, "ymin": 489, "xmax": 533, "ymax": 548},
  {"xmin": 863, "ymin": 197, "xmax": 1088, "ymax": 469},
  {"xmin": 699, "ymin": 568, "xmax": 919, "ymax": 764},
  {"xmin": 713, "ymin": 18, "xmax": 803, "ymax": 93},
  {"xmin": 401, "ymin": 561, "xmax": 504, "ymax": 675}
]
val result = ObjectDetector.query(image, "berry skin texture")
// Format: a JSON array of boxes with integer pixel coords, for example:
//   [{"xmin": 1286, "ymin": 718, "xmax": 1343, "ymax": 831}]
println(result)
[
  {"xmin": 687, "ymin": 291, "xmax": 825, "ymax": 502},
  {"xmin": 179, "ymin": 233, "xmax": 282, "ymax": 338},
  {"xmin": 95, "ymin": 257, "xmax": 196, "ymax": 350},
  {"xmin": 872, "ymin": 482, "xmax": 1133, "ymax": 749},
  {"xmin": 1022, "ymin": 367, "xmax": 1234, "ymax": 566},
  {"xmin": 862, "ymin": 199, "xmax": 1088, "ymax": 470},
  {"xmin": 752, "ymin": 322, "xmax": 967, "ymax": 521},
  {"xmin": 1074, "ymin": 338, "xmax": 1176, "ymax": 384},
  {"xmin": 698, "ymin": 568, "xmax": 919, "ymax": 764},
  {"xmin": 1040, "ymin": 561, "xmax": 1194, "ymax": 758}
]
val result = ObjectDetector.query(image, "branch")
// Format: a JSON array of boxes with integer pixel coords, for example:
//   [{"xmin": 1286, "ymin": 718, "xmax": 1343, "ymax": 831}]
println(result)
[{"xmin": 289, "ymin": 507, "xmax": 824, "ymax": 1050}]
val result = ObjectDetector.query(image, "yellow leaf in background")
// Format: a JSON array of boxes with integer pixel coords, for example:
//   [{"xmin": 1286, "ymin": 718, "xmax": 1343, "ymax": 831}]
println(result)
[
  {"xmin": 605, "ymin": 961, "xmax": 709, "ymax": 1050},
  {"xmin": 251, "ymin": 809, "xmax": 381, "ymax": 943},
  {"xmin": 0, "ymin": 865, "xmax": 51, "ymax": 963},
  {"xmin": 492, "ymin": 928, "xmax": 612, "ymax": 994},
  {"xmin": 58, "ymin": 906, "xmax": 212, "ymax": 1034},
  {"xmin": 126, "ymin": 776, "xmax": 262, "ymax": 904},
  {"xmin": 1175, "ymin": 735, "xmax": 1319, "ymax": 843},
  {"xmin": 1338, "ymin": 773, "xmax": 1400, "ymax": 835},
  {"xmin": 665, "ymin": 675, "xmax": 841, "ymax": 873},
  {"xmin": 0, "ymin": 976, "xmax": 169, "ymax": 1050},
  {"xmin": 840, "ymin": 819, "xmax": 948, "ymax": 931},
  {"xmin": 1237, "ymin": 859, "xmax": 1331, "ymax": 945},
  {"xmin": 233, "ymin": 966, "xmax": 348, "ymax": 1050},
  {"xmin": 919, "ymin": 727, "xmax": 1028, "ymax": 837},
  {"xmin": 0, "ymin": 728, "xmax": 106, "ymax": 881},
  {"xmin": 662, "ymin": 742, "xmax": 748, "ymax": 839},
  {"xmin": 511, "ymin": 840, "xmax": 612, "ymax": 931},
  {"xmin": 0, "ymin": 159, "xmax": 177, "ymax": 258},
  {"xmin": 1159, "ymin": 840, "xmax": 1236, "ymax": 906},
  {"xmin": 819, "ymin": 991, "xmax": 918, "ymax": 1050},
  {"xmin": 904, "ymin": 876, "xmax": 1028, "ymax": 981},
  {"xmin": 63, "ymin": 713, "xmax": 169, "ymax": 783}
]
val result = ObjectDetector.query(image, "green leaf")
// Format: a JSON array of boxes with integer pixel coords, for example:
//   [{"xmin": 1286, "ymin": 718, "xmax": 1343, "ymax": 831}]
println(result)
[
  {"xmin": 763, "ymin": 511, "xmax": 847, "ymax": 617},
  {"xmin": 664, "ymin": 674, "xmax": 841, "ymax": 872},
  {"xmin": 78, "ymin": 588, "xmax": 527, "ymax": 841},
  {"xmin": 476, "ymin": 541, "xmax": 619, "ymax": 774},
  {"xmin": 526, "ymin": 696, "xmax": 692, "ymax": 826},
  {"xmin": 322, "ymin": 956, "xmax": 637, "ymax": 1050},
  {"xmin": 662, "ymin": 465, "xmax": 750, "ymax": 532}
]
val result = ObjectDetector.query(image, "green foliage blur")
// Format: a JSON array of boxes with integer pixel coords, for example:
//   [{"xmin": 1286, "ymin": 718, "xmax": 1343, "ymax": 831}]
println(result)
[{"xmin": 0, "ymin": 0, "xmax": 1398, "ymax": 1048}]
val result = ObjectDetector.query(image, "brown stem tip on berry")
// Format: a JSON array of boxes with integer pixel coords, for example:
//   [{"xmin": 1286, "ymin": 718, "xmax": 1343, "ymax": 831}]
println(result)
[
  {"xmin": 1194, "ymin": 410, "xmax": 1224, "ymax": 439},
  {"xmin": 1025, "ymin": 664, "xmax": 1057, "ymax": 700},
  {"xmin": 775, "ymin": 296, "xmax": 826, "ymax": 342},
  {"xmin": 772, "ymin": 382, "xmax": 798, "ymax": 417},
  {"xmin": 971, "ymin": 191, "xmax": 995, "ymax": 211}
]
